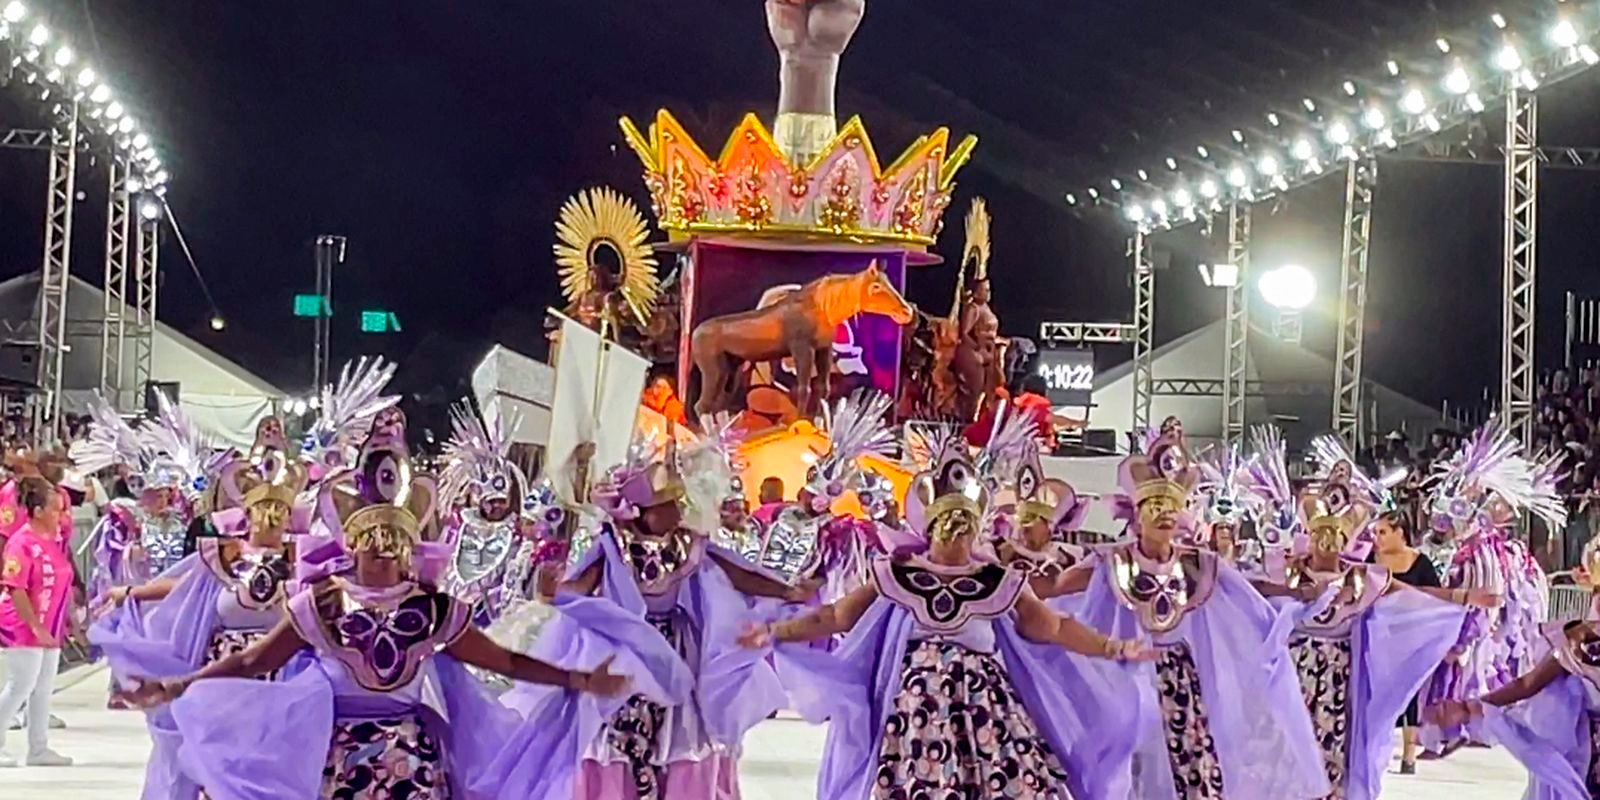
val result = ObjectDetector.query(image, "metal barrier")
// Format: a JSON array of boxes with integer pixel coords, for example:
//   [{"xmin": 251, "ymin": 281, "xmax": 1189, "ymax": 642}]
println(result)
[{"xmin": 1549, "ymin": 582, "xmax": 1592, "ymax": 623}]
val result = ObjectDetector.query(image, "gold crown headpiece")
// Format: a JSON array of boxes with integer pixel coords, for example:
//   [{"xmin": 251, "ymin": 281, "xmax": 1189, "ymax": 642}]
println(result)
[
  {"xmin": 1121, "ymin": 435, "xmax": 1198, "ymax": 511},
  {"xmin": 344, "ymin": 504, "xmax": 422, "ymax": 560},
  {"xmin": 1300, "ymin": 481, "xmax": 1372, "ymax": 554},
  {"xmin": 619, "ymin": 111, "xmax": 977, "ymax": 247},
  {"xmin": 909, "ymin": 439, "xmax": 988, "ymax": 542}
]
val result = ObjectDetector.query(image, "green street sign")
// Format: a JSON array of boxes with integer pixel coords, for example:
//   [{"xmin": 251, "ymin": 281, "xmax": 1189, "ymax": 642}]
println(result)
[
  {"xmin": 360, "ymin": 310, "xmax": 401, "ymax": 334},
  {"xmin": 293, "ymin": 294, "xmax": 331, "ymax": 318}
]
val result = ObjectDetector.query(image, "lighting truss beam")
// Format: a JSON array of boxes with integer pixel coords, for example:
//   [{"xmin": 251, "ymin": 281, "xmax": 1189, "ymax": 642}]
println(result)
[
  {"xmin": 1152, "ymin": 378, "xmax": 1324, "ymax": 397},
  {"xmin": 34, "ymin": 105, "xmax": 77, "ymax": 446},
  {"xmin": 1333, "ymin": 159, "xmax": 1376, "ymax": 449},
  {"xmin": 1221, "ymin": 202, "xmax": 1250, "ymax": 446},
  {"xmin": 133, "ymin": 215, "xmax": 159, "ymax": 400},
  {"xmin": 101, "ymin": 160, "xmax": 130, "ymax": 409},
  {"xmin": 1130, "ymin": 232, "xmax": 1155, "ymax": 433},
  {"xmin": 1038, "ymin": 321, "xmax": 1137, "ymax": 344},
  {"xmin": 1393, "ymin": 141, "xmax": 1600, "ymax": 171},
  {"xmin": 0, "ymin": 128, "xmax": 49, "ymax": 150},
  {"xmin": 1502, "ymin": 86, "xmax": 1537, "ymax": 443}
]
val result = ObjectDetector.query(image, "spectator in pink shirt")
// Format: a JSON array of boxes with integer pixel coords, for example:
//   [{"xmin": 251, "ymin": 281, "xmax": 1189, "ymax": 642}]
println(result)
[{"xmin": 0, "ymin": 477, "xmax": 75, "ymax": 767}]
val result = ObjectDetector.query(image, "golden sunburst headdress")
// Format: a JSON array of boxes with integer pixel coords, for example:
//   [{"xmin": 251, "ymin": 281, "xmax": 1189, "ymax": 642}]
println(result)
[
  {"xmin": 963, "ymin": 197, "xmax": 990, "ymax": 282},
  {"xmin": 553, "ymin": 187, "xmax": 661, "ymax": 327}
]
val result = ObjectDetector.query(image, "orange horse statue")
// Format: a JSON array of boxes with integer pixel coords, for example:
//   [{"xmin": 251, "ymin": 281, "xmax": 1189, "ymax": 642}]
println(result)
[{"xmin": 691, "ymin": 261, "xmax": 914, "ymax": 419}]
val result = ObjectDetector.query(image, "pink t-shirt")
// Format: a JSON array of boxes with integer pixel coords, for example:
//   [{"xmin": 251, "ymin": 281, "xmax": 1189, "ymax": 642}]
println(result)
[
  {"xmin": 0, "ymin": 525, "xmax": 75, "ymax": 646},
  {"xmin": 0, "ymin": 481, "xmax": 73, "ymax": 543}
]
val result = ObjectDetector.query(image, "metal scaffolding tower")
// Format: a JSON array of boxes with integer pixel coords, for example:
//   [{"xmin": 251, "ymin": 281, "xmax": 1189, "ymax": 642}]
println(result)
[
  {"xmin": 1502, "ymin": 87, "xmax": 1538, "ymax": 443},
  {"xmin": 33, "ymin": 104, "xmax": 78, "ymax": 445},
  {"xmin": 1333, "ymin": 159, "xmax": 1377, "ymax": 449},
  {"xmin": 133, "ymin": 213, "xmax": 160, "ymax": 402},
  {"xmin": 1130, "ymin": 231, "xmax": 1155, "ymax": 434},
  {"xmin": 1221, "ymin": 203, "xmax": 1250, "ymax": 446},
  {"xmin": 100, "ymin": 160, "xmax": 131, "ymax": 410}
]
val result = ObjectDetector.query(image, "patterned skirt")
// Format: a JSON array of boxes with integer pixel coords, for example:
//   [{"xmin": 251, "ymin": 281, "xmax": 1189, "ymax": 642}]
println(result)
[
  {"xmin": 601, "ymin": 614, "xmax": 678, "ymax": 800},
  {"xmin": 205, "ymin": 628, "xmax": 280, "ymax": 681},
  {"xmin": 319, "ymin": 715, "xmax": 450, "ymax": 799},
  {"xmin": 1290, "ymin": 635, "xmax": 1353, "ymax": 800},
  {"xmin": 1154, "ymin": 644, "xmax": 1226, "ymax": 799},
  {"xmin": 1587, "ymin": 713, "xmax": 1600, "ymax": 798},
  {"xmin": 873, "ymin": 640, "xmax": 1073, "ymax": 799}
]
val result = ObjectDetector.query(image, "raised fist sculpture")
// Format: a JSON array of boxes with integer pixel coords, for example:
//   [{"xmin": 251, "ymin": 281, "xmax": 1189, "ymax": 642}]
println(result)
[{"xmin": 765, "ymin": 0, "xmax": 866, "ymax": 161}]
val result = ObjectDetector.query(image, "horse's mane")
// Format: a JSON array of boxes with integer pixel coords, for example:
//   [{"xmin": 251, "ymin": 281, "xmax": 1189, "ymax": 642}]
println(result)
[{"xmin": 805, "ymin": 270, "xmax": 865, "ymax": 328}]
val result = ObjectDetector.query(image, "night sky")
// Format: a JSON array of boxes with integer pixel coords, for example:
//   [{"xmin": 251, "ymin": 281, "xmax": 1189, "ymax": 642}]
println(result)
[{"xmin": 4, "ymin": 0, "xmax": 1600, "ymax": 420}]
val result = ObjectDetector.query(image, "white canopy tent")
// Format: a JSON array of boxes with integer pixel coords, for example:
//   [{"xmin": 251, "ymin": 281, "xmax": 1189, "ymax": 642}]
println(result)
[
  {"xmin": 470, "ymin": 343, "xmax": 554, "ymax": 447},
  {"xmin": 1087, "ymin": 319, "xmax": 1447, "ymax": 451},
  {"xmin": 0, "ymin": 272, "xmax": 284, "ymax": 446}
]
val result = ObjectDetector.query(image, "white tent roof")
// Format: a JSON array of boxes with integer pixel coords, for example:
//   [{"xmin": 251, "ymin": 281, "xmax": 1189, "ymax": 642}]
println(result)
[
  {"xmin": 1089, "ymin": 319, "xmax": 1444, "ymax": 450},
  {"xmin": 471, "ymin": 344, "xmax": 554, "ymax": 447},
  {"xmin": 0, "ymin": 272, "xmax": 284, "ymax": 446}
]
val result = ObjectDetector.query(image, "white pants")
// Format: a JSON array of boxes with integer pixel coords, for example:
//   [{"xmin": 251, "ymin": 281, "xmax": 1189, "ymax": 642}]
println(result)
[{"xmin": 0, "ymin": 648, "xmax": 60, "ymax": 754}]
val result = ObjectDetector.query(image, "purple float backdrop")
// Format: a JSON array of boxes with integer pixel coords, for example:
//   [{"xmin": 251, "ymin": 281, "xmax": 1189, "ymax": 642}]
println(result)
[{"xmin": 680, "ymin": 240, "xmax": 908, "ymax": 414}]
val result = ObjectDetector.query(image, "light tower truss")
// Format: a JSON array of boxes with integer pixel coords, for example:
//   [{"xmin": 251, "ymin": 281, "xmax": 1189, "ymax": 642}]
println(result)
[
  {"xmin": 1130, "ymin": 231, "xmax": 1155, "ymax": 434},
  {"xmin": 1038, "ymin": 321, "xmax": 1136, "ymax": 344},
  {"xmin": 1502, "ymin": 86, "xmax": 1538, "ymax": 444},
  {"xmin": 1333, "ymin": 159, "xmax": 1376, "ymax": 450},
  {"xmin": 1221, "ymin": 203, "xmax": 1250, "ymax": 446},
  {"xmin": 101, "ymin": 160, "xmax": 131, "ymax": 409},
  {"xmin": 133, "ymin": 213, "xmax": 159, "ymax": 402},
  {"xmin": 32, "ymin": 105, "xmax": 78, "ymax": 445}
]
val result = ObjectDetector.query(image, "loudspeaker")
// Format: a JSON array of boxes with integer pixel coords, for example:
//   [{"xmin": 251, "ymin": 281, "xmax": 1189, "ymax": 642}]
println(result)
[
  {"xmin": 145, "ymin": 381, "xmax": 180, "ymax": 414},
  {"xmin": 1082, "ymin": 428, "xmax": 1118, "ymax": 452}
]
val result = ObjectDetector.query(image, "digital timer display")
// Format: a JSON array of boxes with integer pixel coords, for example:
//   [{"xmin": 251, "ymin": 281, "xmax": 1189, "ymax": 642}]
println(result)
[{"xmin": 1034, "ymin": 347, "xmax": 1094, "ymax": 406}]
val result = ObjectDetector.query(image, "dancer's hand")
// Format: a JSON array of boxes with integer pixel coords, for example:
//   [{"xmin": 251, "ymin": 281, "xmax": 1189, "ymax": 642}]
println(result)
[
  {"xmin": 116, "ymin": 677, "xmax": 185, "ymax": 708},
  {"xmin": 1463, "ymin": 589, "xmax": 1501, "ymax": 609},
  {"xmin": 575, "ymin": 658, "xmax": 629, "ymax": 698},
  {"xmin": 784, "ymin": 577, "xmax": 821, "ymax": 603},
  {"xmin": 737, "ymin": 621, "xmax": 775, "ymax": 650},
  {"xmin": 1108, "ymin": 638, "xmax": 1158, "ymax": 663},
  {"xmin": 1425, "ymin": 699, "xmax": 1481, "ymax": 727},
  {"xmin": 95, "ymin": 586, "xmax": 130, "ymax": 617}
]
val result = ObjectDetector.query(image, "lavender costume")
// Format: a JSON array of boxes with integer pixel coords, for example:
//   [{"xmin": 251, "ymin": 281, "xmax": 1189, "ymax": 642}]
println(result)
[
  {"xmin": 91, "ymin": 537, "xmax": 298, "ymax": 799},
  {"xmin": 1474, "ymin": 623, "xmax": 1600, "ymax": 800},
  {"xmin": 504, "ymin": 524, "xmax": 785, "ymax": 799},
  {"xmin": 1277, "ymin": 564, "xmax": 1467, "ymax": 800}
]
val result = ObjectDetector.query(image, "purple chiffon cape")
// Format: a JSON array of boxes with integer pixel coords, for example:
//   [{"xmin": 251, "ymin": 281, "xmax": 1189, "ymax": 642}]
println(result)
[
  {"xmin": 771, "ymin": 595, "xmax": 1151, "ymax": 800},
  {"xmin": 500, "ymin": 532, "xmax": 785, "ymax": 769},
  {"xmin": 1073, "ymin": 555, "xmax": 1332, "ymax": 800}
]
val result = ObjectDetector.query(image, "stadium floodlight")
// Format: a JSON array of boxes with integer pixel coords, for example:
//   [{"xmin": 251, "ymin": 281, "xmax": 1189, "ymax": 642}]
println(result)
[
  {"xmin": 1421, "ymin": 113, "xmax": 1442, "ymax": 132},
  {"xmin": 1149, "ymin": 198, "xmax": 1168, "ymax": 217},
  {"xmin": 1581, "ymin": 45, "xmax": 1600, "ymax": 65},
  {"xmin": 51, "ymin": 45, "xmax": 71, "ymax": 67},
  {"xmin": 1436, "ymin": 37, "xmax": 1451, "ymax": 53},
  {"xmin": 1124, "ymin": 203, "xmax": 1146, "ymax": 223},
  {"xmin": 1519, "ymin": 69, "xmax": 1540, "ymax": 90},
  {"xmin": 1386, "ymin": 60, "xmax": 1400, "ymax": 76},
  {"xmin": 1257, "ymin": 153, "xmax": 1280, "ymax": 176},
  {"xmin": 126, "ymin": 175, "xmax": 143, "ymax": 193},
  {"xmin": 89, "ymin": 84, "xmax": 111, "ymax": 104},
  {"xmin": 1110, "ymin": 178, "xmax": 1123, "ymax": 191},
  {"xmin": 1552, "ymin": 19, "xmax": 1581, "ymax": 49},
  {"xmin": 1198, "ymin": 178, "xmax": 1219, "ymax": 199},
  {"xmin": 1362, "ymin": 105, "xmax": 1386, "ymax": 130},
  {"xmin": 28, "ymin": 22, "xmax": 46, "ymax": 46},
  {"xmin": 1231, "ymin": 129, "xmax": 1245, "ymax": 143},
  {"xmin": 1172, "ymin": 187, "xmax": 1193, "ymax": 208},
  {"xmin": 1259, "ymin": 264, "xmax": 1316, "ymax": 311},
  {"xmin": 1165, "ymin": 157, "xmax": 1179, "ymax": 171},
  {"xmin": 1198, "ymin": 263, "xmax": 1240, "ymax": 288},
  {"xmin": 1326, "ymin": 120, "xmax": 1352, "ymax": 145},
  {"xmin": 1466, "ymin": 92, "xmax": 1486, "ymax": 113},
  {"xmin": 1302, "ymin": 97, "xmax": 1317, "ymax": 113},
  {"xmin": 132, "ymin": 132, "xmax": 149, "ymax": 149},
  {"xmin": 1196, "ymin": 145, "xmax": 1210, "ymax": 159},
  {"xmin": 1342, "ymin": 80, "xmax": 1357, "ymax": 96},
  {"xmin": 1086, "ymin": 187, "xmax": 1100, "ymax": 200},
  {"xmin": 118, "ymin": 116, "xmax": 136, "ymax": 134},
  {"xmin": 1400, "ymin": 88, "xmax": 1427, "ymax": 115},
  {"xmin": 1064, "ymin": 193, "xmax": 1077, "ymax": 206},
  {"xmin": 1226, "ymin": 165, "xmax": 1248, "ymax": 188},
  {"xmin": 1266, "ymin": 112, "xmax": 1281, "ymax": 127},
  {"xmin": 1291, "ymin": 138, "xmax": 1315, "ymax": 161},
  {"xmin": 105, "ymin": 101, "xmax": 123, "ymax": 119},
  {"xmin": 1137, "ymin": 168, "xmax": 1150, "ymax": 181},
  {"xmin": 139, "ymin": 199, "xmax": 161, "ymax": 221},
  {"xmin": 1444, "ymin": 65, "xmax": 1472, "ymax": 94},
  {"xmin": 75, "ymin": 67, "xmax": 93, "ymax": 87},
  {"xmin": 1495, "ymin": 44, "xmax": 1522, "ymax": 72},
  {"xmin": 1491, "ymin": 13, "xmax": 1506, "ymax": 30}
]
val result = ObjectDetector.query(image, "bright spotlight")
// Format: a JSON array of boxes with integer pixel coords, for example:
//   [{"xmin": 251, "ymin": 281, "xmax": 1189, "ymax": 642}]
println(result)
[
  {"xmin": 1302, "ymin": 97, "xmax": 1317, "ymax": 113},
  {"xmin": 105, "ymin": 101, "xmax": 123, "ymax": 119},
  {"xmin": 1491, "ymin": 12, "xmax": 1506, "ymax": 30},
  {"xmin": 89, "ymin": 83, "xmax": 110, "ymax": 104},
  {"xmin": 117, "ymin": 116, "xmax": 135, "ymax": 133},
  {"xmin": 1198, "ymin": 178, "xmax": 1219, "ymax": 199},
  {"xmin": 1086, "ymin": 187, "xmax": 1100, "ymax": 200},
  {"xmin": 125, "ymin": 175, "xmax": 143, "ymax": 193},
  {"xmin": 1198, "ymin": 263, "xmax": 1240, "ymax": 288},
  {"xmin": 153, "ymin": 169, "xmax": 169, "ymax": 185},
  {"xmin": 209, "ymin": 315, "xmax": 226, "ymax": 332},
  {"xmin": 1124, "ymin": 203, "xmax": 1146, "ymax": 223},
  {"xmin": 1259, "ymin": 264, "xmax": 1317, "ymax": 311},
  {"xmin": 1552, "ymin": 19, "xmax": 1581, "ymax": 49},
  {"xmin": 1519, "ymin": 69, "xmax": 1540, "ymax": 91},
  {"xmin": 1136, "ymin": 168, "xmax": 1150, "ymax": 181},
  {"xmin": 1435, "ymin": 37, "xmax": 1451, "ymax": 53},
  {"xmin": 1231, "ymin": 129, "xmax": 1245, "ymax": 143},
  {"xmin": 1362, "ymin": 105, "xmax": 1387, "ymax": 130},
  {"xmin": 1172, "ymin": 187, "xmax": 1193, "ymax": 208},
  {"xmin": 132, "ymin": 132, "xmax": 149, "ymax": 149},
  {"xmin": 1495, "ymin": 45, "xmax": 1522, "ymax": 72},
  {"xmin": 1064, "ymin": 193, "xmax": 1077, "ymax": 206},
  {"xmin": 1, "ymin": 2, "xmax": 24, "ymax": 24},
  {"xmin": 51, "ymin": 45, "xmax": 71, "ymax": 67},
  {"xmin": 139, "ymin": 199, "xmax": 161, "ymax": 220},
  {"xmin": 1266, "ymin": 112, "xmax": 1281, "ymax": 127},
  {"xmin": 1149, "ymin": 198, "xmax": 1168, "ymax": 217},
  {"xmin": 1444, "ymin": 65, "xmax": 1472, "ymax": 95},
  {"xmin": 1196, "ymin": 145, "xmax": 1210, "ymax": 159},
  {"xmin": 1226, "ymin": 165, "xmax": 1248, "ymax": 187},
  {"xmin": 1109, "ymin": 178, "xmax": 1123, "ymax": 191},
  {"xmin": 1165, "ymin": 156, "xmax": 1178, "ymax": 170},
  {"xmin": 1291, "ymin": 138, "xmax": 1315, "ymax": 161},
  {"xmin": 1582, "ymin": 45, "xmax": 1600, "ymax": 65},
  {"xmin": 1326, "ymin": 120, "xmax": 1352, "ymax": 145},
  {"xmin": 1400, "ymin": 88, "xmax": 1427, "ymax": 115},
  {"xmin": 1421, "ymin": 113, "xmax": 1442, "ymax": 132},
  {"xmin": 75, "ymin": 67, "xmax": 94, "ymax": 87},
  {"xmin": 1466, "ymin": 92, "xmax": 1486, "ymax": 113},
  {"xmin": 1256, "ymin": 153, "xmax": 1280, "ymax": 176},
  {"xmin": 27, "ymin": 22, "xmax": 46, "ymax": 46}
]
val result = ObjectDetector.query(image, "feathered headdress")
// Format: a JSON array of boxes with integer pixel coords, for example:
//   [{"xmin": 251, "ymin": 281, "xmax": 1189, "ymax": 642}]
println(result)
[
  {"xmin": 136, "ymin": 392, "xmax": 221, "ymax": 500},
  {"xmin": 1196, "ymin": 443, "xmax": 1250, "ymax": 528},
  {"xmin": 67, "ymin": 395, "xmax": 146, "ymax": 477},
  {"xmin": 1240, "ymin": 425, "xmax": 1302, "ymax": 551},
  {"xmin": 300, "ymin": 356, "xmax": 401, "ymax": 474},
  {"xmin": 438, "ymin": 400, "xmax": 527, "ymax": 519},
  {"xmin": 675, "ymin": 413, "xmax": 747, "ymax": 532},
  {"xmin": 1428, "ymin": 418, "xmax": 1563, "ymax": 535},
  {"xmin": 803, "ymin": 390, "xmax": 895, "ymax": 505},
  {"xmin": 907, "ymin": 431, "xmax": 988, "ymax": 543},
  {"xmin": 591, "ymin": 435, "xmax": 683, "ymax": 522}
]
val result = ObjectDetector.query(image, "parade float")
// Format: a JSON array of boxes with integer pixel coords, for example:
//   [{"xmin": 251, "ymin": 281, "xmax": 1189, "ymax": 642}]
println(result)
[{"xmin": 546, "ymin": 0, "xmax": 1009, "ymax": 510}]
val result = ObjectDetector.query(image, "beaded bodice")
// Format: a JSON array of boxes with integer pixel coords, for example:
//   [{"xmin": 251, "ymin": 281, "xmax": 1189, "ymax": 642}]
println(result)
[
  {"xmin": 870, "ymin": 556, "xmax": 1025, "ymax": 636},
  {"xmin": 1107, "ymin": 543, "xmax": 1218, "ymax": 634},
  {"xmin": 290, "ymin": 581, "xmax": 470, "ymax": 693},
  {"xmin": 199, "ymin": 538, "xmax": 292, "ymax": 612}
]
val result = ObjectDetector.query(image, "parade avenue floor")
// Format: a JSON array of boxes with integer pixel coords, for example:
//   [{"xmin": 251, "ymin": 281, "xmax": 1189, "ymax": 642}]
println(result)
[{"xmin": 5, "ymin": 664, "xmax": 1534, "ymax": 798}]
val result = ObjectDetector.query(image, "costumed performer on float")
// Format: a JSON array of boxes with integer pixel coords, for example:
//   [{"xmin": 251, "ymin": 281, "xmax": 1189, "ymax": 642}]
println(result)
[
  {"xmin": 503, "ymin": 433, "xmax": 808, "ymax": 800},
  {"xmin": 1427, "ymin": 535, "xmax": 1600, "ymax": 800},
  {"xmin": 91, "ymin": 453, "xmax": 309, "ymax": 799},
  {"xmin": 116, "ymin": 458, "xmax": 632, "ymax": 800},
  {"xmin": 1060, "ymin": 432, "xmax": 1330, "ymax": 799},
  {"xmin": 1258, "ymin": 435, "xmax": 1480, "ymax": 800},
  {"xmin": 744, "ymin": 431, "xmax": 1154, "ymax": 799},
  {"xmin": 1421, "ymin": 419, "xmax": 1564, "ymax": 754}
]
